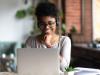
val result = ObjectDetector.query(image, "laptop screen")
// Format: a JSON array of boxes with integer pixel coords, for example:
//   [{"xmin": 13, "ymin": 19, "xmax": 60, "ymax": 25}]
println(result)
[{"xmin": 17, "ymin": 48, "xmax": 60, "ymax": 75}]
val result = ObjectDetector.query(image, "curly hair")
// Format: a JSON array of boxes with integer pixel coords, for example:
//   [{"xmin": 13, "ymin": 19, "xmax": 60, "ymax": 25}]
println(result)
[{"xmin": 35, "ymin": 2, "xmax": 58, "ymax": 19}]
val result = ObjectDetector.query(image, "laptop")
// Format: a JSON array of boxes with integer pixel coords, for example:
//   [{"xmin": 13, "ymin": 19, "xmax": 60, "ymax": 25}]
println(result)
[{"xmin": 17, "ymin": 48, "xmax": 60, "ymax": 75}]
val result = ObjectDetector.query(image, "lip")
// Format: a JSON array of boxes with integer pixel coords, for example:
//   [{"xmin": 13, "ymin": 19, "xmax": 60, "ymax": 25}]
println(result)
[
  {"xmin": 44, "ymin": 29, "xmax": 51, "ymax": 33},
  {"xmin": 45, "ymin": 30, "xmax": 50, "ymax": 33}
]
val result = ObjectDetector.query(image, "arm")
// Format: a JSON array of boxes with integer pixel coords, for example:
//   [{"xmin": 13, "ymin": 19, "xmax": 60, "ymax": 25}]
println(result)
[{"xmin": 60, "ymin": 36, "xmax": 71, "ymax": 72}]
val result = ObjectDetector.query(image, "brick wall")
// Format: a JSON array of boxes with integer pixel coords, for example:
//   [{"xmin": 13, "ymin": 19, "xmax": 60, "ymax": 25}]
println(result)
[
  {"xmin": 65, "ymin": 0, "xmax": 81, "ymax": 33},
  {"xmin": 65, "ymin": 0, "xmax": 93, "ymax": 43}
]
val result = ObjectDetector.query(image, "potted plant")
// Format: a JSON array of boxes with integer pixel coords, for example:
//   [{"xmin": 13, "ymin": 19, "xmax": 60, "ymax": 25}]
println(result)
[
  {"xmin": 64, "ymin": 66, "xmax": 75, "ymax": 75},
  {"xmin": 16, "ymin": 9, "xmax": 26, "ymax": 19},
  {"xmin": 61, "ymin": 23, "xmax": 66, "ymax": 35},
  {"xmin": 68, "ymin": 25, "xmax": 77, "ymax": 44},
  {"xmin": 70, "ymin": 26, "xmax": 77, "ymax": 34},
  {"xmin": 15, "ymin": 6, "xmax": 35, "ymax": 19}
]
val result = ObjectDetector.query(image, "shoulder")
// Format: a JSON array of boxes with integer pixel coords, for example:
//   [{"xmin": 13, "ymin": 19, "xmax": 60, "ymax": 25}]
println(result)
[
  {"xmin": 26, "ymin": 36, "xmax": 36, "ymax": 42},
  {"xmin": 60, "ymin": 36, "xmax": 71, "ymax": 46},
  {"xmin": 25, "ymin": 34, "xmax": 41, "ymax": 43},
  {"xmin": 60, "ymin": 36, "xmax": 71, "ymax": 42},
  {"xmin": 25, "ymin": 35, "xmax": 40, "ymax": 47},
  {"xmin": 25, "ymin": 35, "xmax": 38, "ymax": 45}
]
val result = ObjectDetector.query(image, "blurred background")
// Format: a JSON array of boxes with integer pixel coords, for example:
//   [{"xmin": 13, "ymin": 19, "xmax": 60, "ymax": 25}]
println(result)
[{"xmin": 0, "ymin": 0, "xmax": 100, "ymax": 73}]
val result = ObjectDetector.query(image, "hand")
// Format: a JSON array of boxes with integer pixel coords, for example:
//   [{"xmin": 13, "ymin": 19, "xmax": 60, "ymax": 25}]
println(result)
[{"xmin": 44, "ymin": 34, "xmax": 52, "ymax": 47}]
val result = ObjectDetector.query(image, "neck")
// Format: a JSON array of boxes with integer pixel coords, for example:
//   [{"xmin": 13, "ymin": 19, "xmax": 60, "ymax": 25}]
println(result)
[{"xmin": 38, "ymin": 33, "xmax": 59, "ymax": 45}]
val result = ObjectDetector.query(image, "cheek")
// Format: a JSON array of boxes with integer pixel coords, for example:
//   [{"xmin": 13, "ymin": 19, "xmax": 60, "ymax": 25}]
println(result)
[{"xmin": 52, "ymin": 26, "xmax": 56, "ymax": 32}]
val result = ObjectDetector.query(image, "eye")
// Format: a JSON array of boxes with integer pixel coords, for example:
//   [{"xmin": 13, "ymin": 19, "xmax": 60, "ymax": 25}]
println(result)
[
  {"xmin": 38, "ymin": 21, "xmax": 56, "ymax": 27},
  {"xmin": 48, "ymin": 22, "xmax": 52, "ymax": 26},
  {"xmin": 48, "ymin": 21, "xmax": 56, "ymax": 26}
]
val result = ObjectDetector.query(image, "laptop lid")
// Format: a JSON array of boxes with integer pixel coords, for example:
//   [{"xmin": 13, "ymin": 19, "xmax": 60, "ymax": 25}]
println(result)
[{"xmin": 17, "ymin": 48, "xmax": 59, "ymax": 75}]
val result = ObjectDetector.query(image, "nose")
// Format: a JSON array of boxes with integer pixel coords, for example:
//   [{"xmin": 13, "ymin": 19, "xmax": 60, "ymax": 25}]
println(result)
[{"xmin": 45, "ymin": 24, "xmax": 50, "ymax": 29}]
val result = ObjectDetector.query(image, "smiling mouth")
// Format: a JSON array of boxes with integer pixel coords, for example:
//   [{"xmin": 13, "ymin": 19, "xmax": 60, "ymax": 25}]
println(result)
[{"xmin": 44, "ymin": 29, "xmax": 51, "ymax": 34}]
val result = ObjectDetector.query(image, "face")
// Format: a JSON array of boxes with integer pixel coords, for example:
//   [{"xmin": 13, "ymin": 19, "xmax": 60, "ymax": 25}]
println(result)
[{"xmin": 38, "ymin": 16, "xmax": 57, "ymax": 35}]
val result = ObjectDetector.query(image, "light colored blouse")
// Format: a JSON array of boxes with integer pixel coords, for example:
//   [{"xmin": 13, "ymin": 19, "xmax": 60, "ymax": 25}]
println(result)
[{"xmin": 25, "ymin": 35, "xmax": 71, "ymax": 72}]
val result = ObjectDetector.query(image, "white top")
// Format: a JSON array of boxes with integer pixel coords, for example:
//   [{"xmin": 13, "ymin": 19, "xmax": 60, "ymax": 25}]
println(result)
[{"xmin": 25, "ymin": 35, "xmax": 71, "ymax": 72}]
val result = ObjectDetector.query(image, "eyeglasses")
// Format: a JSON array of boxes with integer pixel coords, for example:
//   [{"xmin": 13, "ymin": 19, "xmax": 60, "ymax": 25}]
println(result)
[{"xmin": 38, "ymin": 21, "xmax": 56, "ymax": 27}]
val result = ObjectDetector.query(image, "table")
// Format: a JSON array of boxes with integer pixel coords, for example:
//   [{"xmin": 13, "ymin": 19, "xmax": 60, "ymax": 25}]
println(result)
[
  {"xmin": 0, "ymin": 72, "xmax": 17, "ymax": 75},
  {"xmin": 74, "ymin": 67, "xmax": 100, "ymax": 75},
  {"xmin": 0, "ymin": 67, "xmax": 100, "ymax": 75}
]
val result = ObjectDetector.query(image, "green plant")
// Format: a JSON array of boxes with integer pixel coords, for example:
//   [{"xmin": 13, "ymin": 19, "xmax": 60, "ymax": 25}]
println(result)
[
  {"xmin": 61, "ymin": 23, "xmax": 66, "ymax": 34},
  {"xmin": 65, "ymin": 66, "xmax": 75, "ymax": 72},
  {"xmin": 26, "ymin": 6, "xmax": 35, "ymax": 16},
  {"xmin": 70, "ymin": 26, "xmax": 77, "ymax": 33},
  {"xmin": 15, "ymin": 6, "xmax": 35, "ymax": 19},
  {"xmin": 16, "ymin": 9, "xmax": 26, "ymax": 19}
]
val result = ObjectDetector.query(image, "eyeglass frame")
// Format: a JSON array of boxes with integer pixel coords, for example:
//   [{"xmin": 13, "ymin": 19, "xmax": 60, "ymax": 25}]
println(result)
[{"xmin": 38, "ymin": 21, "xmax": 56, "ymax": 28}]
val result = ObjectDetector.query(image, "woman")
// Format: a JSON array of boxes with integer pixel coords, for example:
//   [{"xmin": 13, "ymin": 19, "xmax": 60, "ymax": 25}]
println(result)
[{"xmin": 25, "ymin": 2, "xmax": 71, "ymax": 73}]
